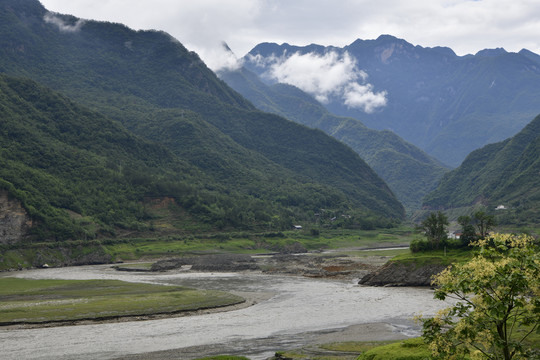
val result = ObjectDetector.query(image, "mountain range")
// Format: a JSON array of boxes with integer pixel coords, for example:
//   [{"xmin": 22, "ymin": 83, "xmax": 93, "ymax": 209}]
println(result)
[
  {"xmin": 241, "ymin": 36, "xmax": 540, "ymax": 167},
  {"xmin": 2, "ymin": 0, "xmax": 539, "ymax": 243},
  {"xmin": 0, "ymin": 0, "xmax": 404, "ymax": 241}
]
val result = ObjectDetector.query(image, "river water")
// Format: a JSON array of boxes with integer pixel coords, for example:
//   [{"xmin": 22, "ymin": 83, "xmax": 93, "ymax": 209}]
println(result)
[{"xmin": 0, "ymin": 265, "xmax": 450, "ymax": 360}]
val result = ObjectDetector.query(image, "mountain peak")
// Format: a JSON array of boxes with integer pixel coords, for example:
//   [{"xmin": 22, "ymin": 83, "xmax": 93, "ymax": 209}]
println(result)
[
  {"xmin": 1, "ymin": 0, "xmax": 46, "ymax": 15},
  {"xmin": 518, "ymin": 48, "xmax": 540, "ymax": 64},
  {"xmin": 348, "ymin": 34, "xmax": 408, "ymax": 48},
  {"xmin": 376, "ymin": 34, "xmax": 403, "ymax": 42},
  {"xmin": 221, "ymin": 41, "xmax": 233, "ymax": 53},
  {"xmin": 475, "ymin": 47, "xmax": 508, "ymax": 57}
]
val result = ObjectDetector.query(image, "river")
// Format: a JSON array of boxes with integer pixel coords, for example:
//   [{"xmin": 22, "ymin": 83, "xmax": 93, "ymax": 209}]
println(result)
[{"xmin": 0, "ymin": 265, "xmax": 450, "ymax": 360}]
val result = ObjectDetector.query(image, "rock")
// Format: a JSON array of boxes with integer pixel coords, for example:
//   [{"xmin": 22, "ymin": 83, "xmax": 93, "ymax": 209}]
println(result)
[
  {"xmin": 0, "ymin": 190, "xmax": 33, "ymax": 245},
  {"xmin": 271, "ymin": 353, "xmax": 294, "ymax": 360},
  {"xmin": 359, "ymin": 261, "xmax": 448, "ymax": 287},
  {"xmin": 150, "ymin": 258, "xmax": 186, "ymax": 272},
  {"xmin": 151, "ymin": 254, "xmax": 260, "ymax": 272}
]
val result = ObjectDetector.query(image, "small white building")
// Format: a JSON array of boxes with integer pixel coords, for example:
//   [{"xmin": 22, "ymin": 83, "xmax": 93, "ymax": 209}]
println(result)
[{"xmin": 496, "ymin": 204, "xmax": 507, "ymax": 210}]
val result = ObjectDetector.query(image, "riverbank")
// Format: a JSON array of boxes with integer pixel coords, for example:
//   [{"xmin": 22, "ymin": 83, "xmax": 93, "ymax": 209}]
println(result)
[
  {"xmin": 0, "ymin": 228, "xmax": 415, "ymax": 272},
  {"xmin": 0, "ymin": 249, "xmax": 395, "ymax": 330},
  {"xmin": 1, "ymin": 246, "xmax": 445, "ymax": 332},
  {"xmin": 148, "ymin": 248, "xmax": 397, "ymax": 281},
  {"xmin": 116, "ymin": 322, "xmax": 412, "ymax": 360},
  {"xmin": 0, "ymin": 263, "xmax": 449, "ymax": 360}
]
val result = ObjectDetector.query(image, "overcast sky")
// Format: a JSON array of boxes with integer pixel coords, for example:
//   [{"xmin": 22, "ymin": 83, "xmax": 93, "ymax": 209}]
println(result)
[{"xmin": 40, "ymin": 0, "xmax": 540, "ymax": 71}]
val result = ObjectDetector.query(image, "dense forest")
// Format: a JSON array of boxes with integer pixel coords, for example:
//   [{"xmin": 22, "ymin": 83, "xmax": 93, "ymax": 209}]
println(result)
[
  {"xmin": 0, "ymin": 0, "xmax": 405, "ymax": 241},
  {"xmin": 423, "ymin": 114, "xmax": 540, "ymax": 225}
]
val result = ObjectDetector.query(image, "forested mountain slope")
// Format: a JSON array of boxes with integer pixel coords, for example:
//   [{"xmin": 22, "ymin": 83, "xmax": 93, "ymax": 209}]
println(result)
[
  {"xmin": 423, "ymin": 114, "xmax": 540, "ymax": 225},
  {"xmin": 0, "ymin": 0, "xmax": 405, "ymax": 241},
  {"xmin": 219, "ymin": 66, "xmax": 448, "ymax": 210},
  {"xmin": 0, "ymin": 73, "xmax": 216, "ymax": 240},
  {"xmin": 243, "ymin": 36, "xmax": 540, "ymax": 167}
]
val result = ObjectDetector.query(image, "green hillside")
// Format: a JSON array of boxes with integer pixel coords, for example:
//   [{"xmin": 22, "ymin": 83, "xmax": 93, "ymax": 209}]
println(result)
[
  {"xmin": 219, "ymin": 67, "xmax": 448, "ymax": 210},
  {"xmin": 0, "ymin": 73, "xmax": 399, "ymax": 242},
  {"xmin": 0, "ymin": 0, "xmax": 405, "ymax": 241},
  {"xmin": 0, "ymin": 73, "xmax": 198, "ymax": 239},
  {"xmin": 423, "ymin": 114, "xmax": 540, "ymax": 225},
  {"xmin": 1, "ymin": 73, "xmax": 304, "ymax": 239}
]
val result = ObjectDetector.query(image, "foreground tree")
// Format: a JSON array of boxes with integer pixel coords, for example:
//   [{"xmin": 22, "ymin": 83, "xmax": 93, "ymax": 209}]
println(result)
[
  {"xmin": 420, "ymin": 211, "xmax": 449, "ymax": 249},
  {"xmin": 422, "ymin": 233, "xmax": 540, "ymax": 359},
  {"xmin": 458, "ymin": 215, "xmax": 477, "ymax": 246},
  {"xmin": 474, "ymin": 210, "xmax": 496, "ymax": 239}
]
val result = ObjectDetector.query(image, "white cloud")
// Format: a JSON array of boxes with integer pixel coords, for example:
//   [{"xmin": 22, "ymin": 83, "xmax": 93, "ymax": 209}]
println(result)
[
  {"xmin": 44, "ymin": 12, "xmax": 85, "ymax": 33},
  {"xmin": 40, "ymin": 0, "xmax": 540, "ymax": 65},
  {"xmin": 344, "ymin": 83, "xmax": 388, "ymax": 113},
  {"xmin": 260, "ymin": 51, "xmax": 387, "ymax": 112},
  {"xmin": 205, "ymin": 43, "xmax": 244, "ymax": 72},
  {"xmin": 41, "ymin": 0, "xmax": 261, "ymax": 71}
]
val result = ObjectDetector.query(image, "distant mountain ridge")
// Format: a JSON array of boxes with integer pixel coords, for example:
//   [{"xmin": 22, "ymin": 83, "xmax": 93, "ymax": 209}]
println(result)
[
  {"xmin": 243, "ymin": 35, "xmax": 540, "ymax": 167},
  {"xmin": 424, "ymin": 114, "xmax": 540, "ymax": 225},
  {"xmin": 218, "ymin": 65, "xmax": 449, "ymax": 210},
  {"xmin": 0, "ymin": 0, "xmax": 404, "ymax": 240}
]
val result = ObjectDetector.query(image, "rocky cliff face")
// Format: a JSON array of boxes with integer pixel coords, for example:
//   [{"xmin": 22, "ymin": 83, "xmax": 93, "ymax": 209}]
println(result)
[{"xmin": 0, "ymin": 190, "xmax": 32, "ymax": 245}]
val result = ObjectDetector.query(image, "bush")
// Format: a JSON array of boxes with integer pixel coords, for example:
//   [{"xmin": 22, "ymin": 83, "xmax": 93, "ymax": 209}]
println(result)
[
  {"xmin": 358, "ymin": 338, "xmax": 430, "ymax": 359},
  {"xmin": 410, "ymin": 238, "xmax": 432, "ymax": 252}
]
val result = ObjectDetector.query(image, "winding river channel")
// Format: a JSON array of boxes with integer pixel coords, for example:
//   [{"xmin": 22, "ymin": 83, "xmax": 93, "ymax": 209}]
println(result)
[{"xmin": 0, "ymin": 264, "xmax": 451, "ymax": 360}]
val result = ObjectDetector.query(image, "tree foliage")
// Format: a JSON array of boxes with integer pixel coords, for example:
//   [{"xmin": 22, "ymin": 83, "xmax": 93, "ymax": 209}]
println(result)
[
  {"xmin": 458, "ymin": 211, "xmax": 497, "ymax": 246},
  {"xmin": 424, "ymin": 114, "xmax": 540, "ymax": 226},
  {"xmin": 422, "ymin": 233, "xmax": 540, "ymax": 360},
  {"xmin": 474, "ymin": 211, "xmax": 497, "ymax": 239},
  {"xmin": 420, "ymin": 211, "xmax": 449, "ymax": 249},
  {"xmin": 458, "ymin": 215, "xmax": 477, "ymax": 246}
]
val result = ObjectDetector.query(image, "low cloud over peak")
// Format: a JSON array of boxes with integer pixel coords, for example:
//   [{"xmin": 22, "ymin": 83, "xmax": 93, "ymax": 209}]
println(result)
[
  {"xmin": 206, "ymin": 42, "xmax": 244, "ymax": 72},
  {"xmin": 44, "ymin": 13, "xmax": 85, "ymax": 33},
  {"xmin": 252, "ymin": 50, "xmax": 387, "ymax": 113}
]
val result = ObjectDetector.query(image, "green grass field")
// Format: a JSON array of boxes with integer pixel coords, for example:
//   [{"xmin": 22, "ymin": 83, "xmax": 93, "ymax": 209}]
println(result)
[
  {"xmin": 390, "ymin": 247, "xmax": 474, "ymax": 267},
  {"xmin": 102, "ymin": 227, "xmax": 416, "ymax": 261},
  {"xmin": 0, "ymin": 278, "xmax": 243, "ymax": 325},
  {"xmin": 272, "ymin": 338, "xmax": 427, "ymax": 360}
]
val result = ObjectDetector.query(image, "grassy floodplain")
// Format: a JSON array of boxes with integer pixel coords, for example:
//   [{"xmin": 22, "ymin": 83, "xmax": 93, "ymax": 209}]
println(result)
[
  {"xmin": 273, "ymin": 338, "xmax": 428, "ymax": 360},
  {"xmin": 0, "ymin": 227, "xmax": 414, "ymax": 271},
  {"xmin": 103, "ymin": 227, "xmax": 415, "ymax": 262},
  {"xmin": 0, "ymin": 278, "xmax": 244, "ymax": 325}
]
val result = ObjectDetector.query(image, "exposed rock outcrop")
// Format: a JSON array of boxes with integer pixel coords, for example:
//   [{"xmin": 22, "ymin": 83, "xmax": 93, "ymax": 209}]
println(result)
[
  {"xmin": 149, "ymin": 252, "xmax": 385, "ymax": 280},
  {"xmin": 0, "ymin": 190, "xmax": 32, "ymax": 245},
  {"xmin": 359, "ymin": 261, "xmax": 448, "ymax": 287},
  {"xmin": 151, "ymin": 254, "xmax": 260, "ymax": 272}
]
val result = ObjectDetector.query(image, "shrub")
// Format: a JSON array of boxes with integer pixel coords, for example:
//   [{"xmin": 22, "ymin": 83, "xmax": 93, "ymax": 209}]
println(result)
[{"xmin": 410, "ymin": 238, "xmax": 432, "ymax": 252}]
